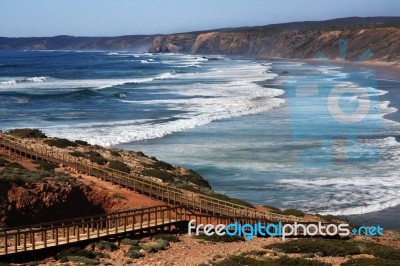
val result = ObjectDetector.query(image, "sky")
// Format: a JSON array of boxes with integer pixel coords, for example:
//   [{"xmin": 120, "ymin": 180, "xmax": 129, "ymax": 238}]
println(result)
[{"xmin": 0, "ymin": 0, "xmax": 399, "ymax": 37}]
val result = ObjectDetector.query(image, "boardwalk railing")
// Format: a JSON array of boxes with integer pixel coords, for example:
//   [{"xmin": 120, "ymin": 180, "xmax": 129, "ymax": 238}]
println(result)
[
  {"xmin": 0, "ymin": 133, "xmax": 312, "ymax": 223},
  {"xmin": 0, "ymin": 205, "xmax": 281, "ymax": 256}
]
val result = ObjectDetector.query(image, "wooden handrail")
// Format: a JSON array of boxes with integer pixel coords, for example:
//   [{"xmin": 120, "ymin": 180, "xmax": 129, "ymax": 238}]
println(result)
[{"xmin": 0, "ymin": 133, "xmax": 312, "ymax": 223}]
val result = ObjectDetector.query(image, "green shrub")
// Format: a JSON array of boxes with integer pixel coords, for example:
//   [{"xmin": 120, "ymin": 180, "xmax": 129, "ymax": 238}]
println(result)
[
  {"xmin": 195, "ymin": 233, "xmax": 244, "ymax": 243},
  {"xmin": 153, "ymin": 234, "xmax": 180, "ymax": 243},
  {"xmin": 181, "ymin": 170, "xmax": 211, "ymax": 188},
  {"xmin": 141, "ymin": 169, "xmax": 174, "ymax": 182},
  {"xmin": 213, "ymin": 255, "xmax": 331, "ymax": 266},
  {"xmin": 95, "ymin": 240, "xmax": 119, "ymax": 251},
  {"xmin": 153, "ymin": 161, "xmax": 174, "ymax": 170},
  {"xmin": 136, "ymin": 151, "xmax": 146, "ymax": 157},
  {"xmin": 75, "ymin": 140, "xmax": 89, "ymax": 146},
  {"xmin": 34, "ymin": 160, "xmax": 58, "ymax": 171},
  {"xmin": 56, "ymin": 247, "xmax": 97, "ymax": 261},
  {"xmin": 342, "ymin": 258, "xmax": 399, "ymax": 266},
  {"xmin": 203, "ymin": 191, "xmax": 254, "ymax": 208},
  {"xmin": 121, "ymin": 238, "xmax": 141, "ymax": 246},
  {"xmin": 66, "ymin": 256, "xmax": 100, "ymax": 265},
  {"xmin": 0, "ymin": 157, "xmax": 9, "ymax": 167},
  {"xmin": 282, "ymin": 208, "xmax": 306, "ymax": 217},
  {"xmin": 89, "ymin": 155, "xmax": 108, "ymax": 165},
  {"xmin": 263, "ymin": 205, "xmax": 283, "ymax": 214},
  {"xmin": 69, "ymin": 151, "xmax": 85, "ymax": 157},
  {"xmin": 363, "ymin": 241, "xmax": 400, "ymax": 260},
  {"xmin": 4, "ymin": 162, "xmax": 25, "ymax": 169},
  {"xmin": 150, "ymin": 156, "xmax": 158, "ymax": 161},
  {"xmin": 8, "ymin": 128, "xmax": 46, "ymax": 138},
  {"xmin": 213, "ymin": 254, "xmax": 223, "ymax": 259},
  {"xmin": 265, "ymin": 239, "xmax": 361, "ymax": 257},
  {"xmin": 108, "ymin": 160, "xmax": 131, "ymax": 173},
  {"xmin": 141, "ymin": 239, "xmax": 169, "ymax": 253},
  {"xmin": 126, "ymin": 249, "xmax": 144, "ymax": 259},
  {"xmin": 44, "ymin": 138, "xmax": 77, "ymax": 148},
  {"xmin": 110, "ymin": 150, "xmax": 121, "ymax": 157},
  {"xmin": 241, "ymin": 250, "xmax": 266, "ymax": 256}
]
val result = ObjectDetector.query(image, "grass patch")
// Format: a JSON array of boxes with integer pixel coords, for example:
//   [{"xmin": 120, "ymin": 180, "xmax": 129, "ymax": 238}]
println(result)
[
  {"xmin": 241, "ymin": 250, "xmax": 266, "ymax": 256},
  {"xmin": 89, "ymin": 155, "xmax": 108, "ymax": 165},
  {"xmin": 342, "ymin": 258, "xmax": 399, "ymax": 266},
  {"xmin": 65, "ymin": 256, "xmax": 100, "ymax": 265},
  {"xmin": 141, "ymin": 239, "xmax": 169, "ymax": 253},
  {"xmin": 8, "ymin": 128, "xmax": 46, "ymax": 138},
  {"xmin": 126, "ymin": 248, "xmax": 144, "ymax": 259},
  {"xmin": 212, "ymin": 255, "xmax": 331, "ymax": 266},
  {"xmin": 75, "ymin": 140, "xmax": 89, "ymax": 146},
  {"xmin": 4, "ymin": 162, "xmax": 25, "ymax": 169},
  {"xmin": 153, "ymin": 160, "xmax": 174, "ymax": 170},
  {"xmin": 56, "ymin": 247, "xmax": 98, "ymax": 262},
  {"xmin": 0, "ymin": 167, "xmax": 73, "ymax": 185},
  {"xmin": 121, "ymin": 238, "xmax": 141, "ymax": 246},
  {"xmin": 69, "ymin": 151, "xmax": 85, "ymax": 157},
  {"xmin": 203, "ymin": 191, "xmax": 254, "ymax": 208},
  {"xmin": 108, "ymin": 160, "xmax": 131, "ymax": 173},
  {"xmin": 282, "ymin": 208, "xmax": 306, "ymax": 217},
  {"xmin": 181, "ymin": 169, "xmax": 211, "ymax": 188},
  {"xmin": 362, "ymin": 241, "xmax": 400, "ymax": 260},
  {"xmin": 95, "ymin": 240, "xmax": 119, "ymax": 251},
  {"xmin": 195, "ymin": 233, "xmax": 244, "ymax": 243},
  {"xmin": 44, "ymin": 138, "xmax": 77, "ymax": 148},
  {"xmin": 265, "ymin": 239, "xmax": 361, "ymax": 257},
  {"xmin": 34, "ymin": 160, "xmax": 58, "ymax": 171},
  {"xmin": 110, "ymin": 150, "xmax": 121, "ymax": 157},
  {"xmin": 141, "ymin": 169, "xmax": 175, "ymax": 182}
]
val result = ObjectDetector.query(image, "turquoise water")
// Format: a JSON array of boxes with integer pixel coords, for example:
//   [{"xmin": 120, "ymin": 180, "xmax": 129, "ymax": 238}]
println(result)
[{"xmin": 1, "ymin": 51, "xmax": 399, "ymax": 229}]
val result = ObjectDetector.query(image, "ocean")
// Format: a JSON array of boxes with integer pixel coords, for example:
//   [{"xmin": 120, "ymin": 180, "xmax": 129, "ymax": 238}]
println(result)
[{"xmin": 0, "ymin": 50, "xmax": 399, "ymax": 230}]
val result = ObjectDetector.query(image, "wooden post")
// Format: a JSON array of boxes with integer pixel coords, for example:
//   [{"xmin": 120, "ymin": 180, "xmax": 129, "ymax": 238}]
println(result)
[{"xmin": 4, "ymin": 233, "xmax": 7, "ymax": 255}]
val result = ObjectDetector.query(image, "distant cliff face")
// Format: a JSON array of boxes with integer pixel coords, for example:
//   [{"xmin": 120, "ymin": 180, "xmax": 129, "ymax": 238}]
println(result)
[
  {"xmin": 149, "ymin": 28, "xmax": 400, "ymax": 62},
  {"xmin": 0, "ymin": 35, "xmax": 155, "ymax": 51}
]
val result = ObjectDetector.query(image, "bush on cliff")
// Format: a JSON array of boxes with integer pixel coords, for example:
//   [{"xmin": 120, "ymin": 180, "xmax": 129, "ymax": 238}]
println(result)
[
  {"xmin": 8, "ymin": 128, "xmax": 47, "ymax": 138},
  {"xmin": 44, "ymin": 138, "xmax": 77, "ymax": 148},
  {"xmin": 108, "ymin": 160, "xmax": 131, "ymax": 173}
]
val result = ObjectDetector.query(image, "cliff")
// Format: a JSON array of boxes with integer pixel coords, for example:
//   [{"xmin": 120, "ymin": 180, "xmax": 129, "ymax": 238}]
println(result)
[
  {"xmin": 0, "ymin": 35, "xmax": 155, "ymax": 51},
  {"xmin": 149, "ymin": 17, "xmax": 400, "ymax": 62}
]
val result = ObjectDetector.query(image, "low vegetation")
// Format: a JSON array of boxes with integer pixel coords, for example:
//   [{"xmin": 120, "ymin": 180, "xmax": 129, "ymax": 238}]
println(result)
[
  {"xmin": 95, "ymin": 240, "xmax": 119, "ymax": 252},
  {"xmin": 34, "ymin": 160, "xmax": 58, "ymax": 171},
  {"xmin": 342, "ymin": 258, "xmax": 399, "ymax": 266},
  {"xmin": 44, "ymin": 138, "xmax": 77, "ymax": 148},
  {"xmin": 7, "ymin": 128, "xmax": 47, "ymax": 138},
  {"xmin": 211, "ymin": 254, "xmax": 331, "ymax": 266},
  {"xmin": 141, "ymin": 168, "xmax": 175, "ymax": 182},
  {"xmin": 265, "ymin": 239, "xmax": 361, "ymax": 257},
  {"xmin": 108, "ymin": 160, "xmax": 131, "ymax": 173},
  {"xmin": 110, "ymin": 150, "xmax": 121, "ymax": 157},
  {"xmin": 0, "ymin": 165, "xmax": 71, "ymax": 185},
  {"xmin": 74, "ymin": 140, "xmax": 89, "ymax": 146},
  {"xmin": 56, "ymin": 247, "xmax": 104, "ymax": 264}
]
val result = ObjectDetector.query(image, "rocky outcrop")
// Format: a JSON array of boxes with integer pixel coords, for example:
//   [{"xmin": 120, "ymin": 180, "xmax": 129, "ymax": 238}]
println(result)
[
  {"xmin": 0, "ymin": 180, "xmax": 114, "ymax": 228},
  {"xmin": 149, "ymin": 27, "xmax": 400, "ymax": 62}
]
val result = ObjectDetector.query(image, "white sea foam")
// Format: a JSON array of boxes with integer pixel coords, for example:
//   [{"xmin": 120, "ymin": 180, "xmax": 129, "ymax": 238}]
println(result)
[
  {"xmin": 0, "ymin": 72, "xmax": 175, "ymax": 92},
  {"xmin": 44, "ymin": 61, "xmax": 284, "ymax": 146}
]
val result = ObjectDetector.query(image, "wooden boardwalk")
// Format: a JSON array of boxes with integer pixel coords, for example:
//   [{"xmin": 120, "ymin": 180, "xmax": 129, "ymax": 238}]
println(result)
[
  {"xmin": 0, "ymin": 205, "xmax": 273, "ymax": 256},
  {"xmin": 0, "ymin": 133, "xmax": 325, "ymax": 257},
  {"xmin": 0, "ymin": 133, "xmax": 312, "ymax": 223}
]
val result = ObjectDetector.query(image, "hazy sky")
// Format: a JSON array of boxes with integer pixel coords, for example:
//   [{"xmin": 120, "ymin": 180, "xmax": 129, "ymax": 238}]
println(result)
[{"xmin": 1, "ymin": 0, "xmax": 399, "ymax": 37}]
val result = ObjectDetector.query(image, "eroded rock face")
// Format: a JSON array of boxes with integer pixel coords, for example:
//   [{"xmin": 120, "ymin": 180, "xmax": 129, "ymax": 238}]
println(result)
[
  {"xmin": 0, "ymin": 180, "xmax": 112, "ymax": 228},
  {"xmin": 149, "ymin": 28, "xmax": 400, "ymax": 62}
]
